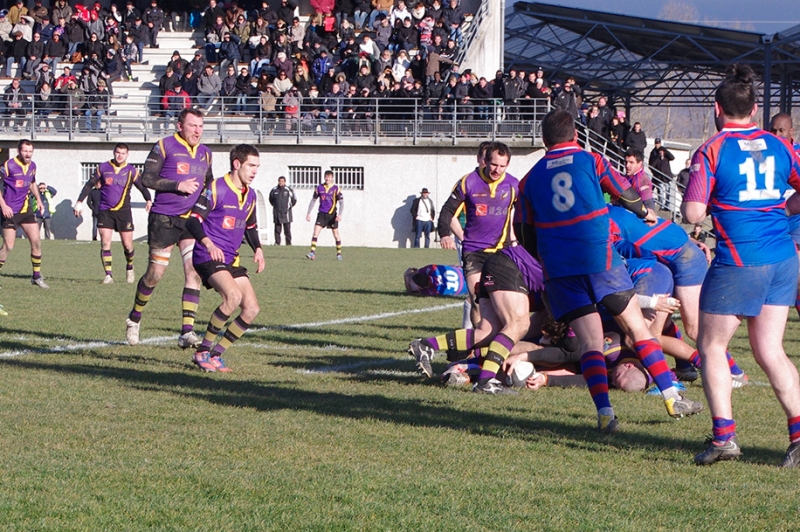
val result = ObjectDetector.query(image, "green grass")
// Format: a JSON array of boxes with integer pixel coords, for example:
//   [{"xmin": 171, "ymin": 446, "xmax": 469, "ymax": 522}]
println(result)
[{"xmin": 1, "ymin": 241, "xmax": 800, "ymax": 531}]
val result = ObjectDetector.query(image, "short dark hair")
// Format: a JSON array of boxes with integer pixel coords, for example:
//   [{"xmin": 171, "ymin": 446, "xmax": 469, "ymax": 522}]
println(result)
[
  {"xmin": 624, "ymin": 148, "xmax": 644, "ymax": 163},
  {"xmin": 715, "ymin": 64, "xmax": 757, "ymax": 119},
  {"xmin": 541, "ymin": 109, "xmax": 576, "ymax": 146},
  {"xmin": 230, "ymin": 144, "xmax": 259, "ymax": 170},
  {"xmin": 477, "ymin": 141, "xmax": 492, "ymax": 160},
  {"xmin": 177, "ymin": 108, "xmax": 204, "ymax": 125},
  {"xmin": 483, "ymin": 141, "xmax": 511, "ymax": 164},
  {"xmin": 114, "ymin": 142, "xmax": 129, "ymax": 152},
  {"xmin": 324, "ymin": 170, "xmax": 334, "ymax": 178},
  {"xmin": 17, "ymin": 139, "xmax": 33, "ymax": 151}
]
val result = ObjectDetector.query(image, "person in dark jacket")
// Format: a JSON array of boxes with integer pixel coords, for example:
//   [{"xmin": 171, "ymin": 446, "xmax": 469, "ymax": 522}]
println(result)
[
  {"xmin": 410, "ymin": 187, "xmax": 435, "ymax": 248},
  {"xmin": 269, "ymin": 176, "xmax": 297, "ymax": 245}
]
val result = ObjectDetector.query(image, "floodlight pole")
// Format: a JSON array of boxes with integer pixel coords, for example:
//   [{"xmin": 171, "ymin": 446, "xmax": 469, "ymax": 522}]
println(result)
[{"xmin": 763, "ymin": 36, "xmax": 773, "ymax": 127}]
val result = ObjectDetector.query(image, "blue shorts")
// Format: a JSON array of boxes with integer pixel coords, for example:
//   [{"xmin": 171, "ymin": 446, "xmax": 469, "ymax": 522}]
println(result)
[
  {"xmin": 666, "ymin": 242, "xmax": 707, "ymax": 287},
  {"xmin": 634, "ymin": 261, "xmax": 674, "ymax": 297},
  {"xmin": 789, "ymin": 214, "xmax": 800, "ymax": 246},
  {"xmin": 699, "ymin": 255, "xmax": 799, "ymax": 317},
  {"xmin": 546, "ymin": 264, "xmax": 635, "ymax": 322}
]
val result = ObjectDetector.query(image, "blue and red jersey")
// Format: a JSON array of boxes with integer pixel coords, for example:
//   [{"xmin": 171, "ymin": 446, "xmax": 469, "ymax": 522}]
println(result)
[
  {"xmin": 313, "ymin": 183, "xmax": 342, "ymax": 215},
  {"xmin": 190, "ymin": 173, "xmax": 258, "ymax": 266},
  {"xmin": 414, "ymin": 264, "xmax": 467, "ymax": 296},
  {"xmin": 607, "ymin": 205, "xmax": 687, "ymax": 264},
  {"xmin": 685, "ymin": 124, "xmax": 800, "ymax": 266},
  {"xmin": 521, "ymin": 142, "xmax": 632, "ymax": 279},
  {"xmin": 149, "ymin": 134, "xmax": 213, "ymax": 218},
  {"xmin": 0, "ymin": 157, "xmax": 36, "ymax": 214}
]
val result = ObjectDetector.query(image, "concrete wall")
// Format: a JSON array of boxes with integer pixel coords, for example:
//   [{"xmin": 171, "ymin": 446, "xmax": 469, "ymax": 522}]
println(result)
[{"xmin": 3, "ymin": 141, "xmax": 544, "ymax": 248}]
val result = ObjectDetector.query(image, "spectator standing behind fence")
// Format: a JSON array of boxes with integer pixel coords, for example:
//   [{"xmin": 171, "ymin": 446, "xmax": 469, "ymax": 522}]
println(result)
[
  {"xmin": 626, "ymin": 121, "xmax": 647, "ymax": 153},
  {"xmin": 3, "ymin": 78, "xmax": 28, "ymax": 129},
  {"xmin": 269, "ymin": 176, "xmax": 296, "ymax": 245},
  {"xmin": 35, "ymin": 182, "xmax": 56, "ymax": 240},
  {"xmin": 411, "ymin": 187, "xmax": 435, "ymax": 249}
]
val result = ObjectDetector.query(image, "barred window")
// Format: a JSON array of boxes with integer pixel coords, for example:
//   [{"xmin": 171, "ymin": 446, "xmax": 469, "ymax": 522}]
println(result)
[
  {"xmin": 330, "ymin": 167, "xmax": 364, "ymax": 190},
  {"xmin": 81, "ymin": 162, "xmax": 145, "ymax": 184},
  {"xmin": 288, "ymin": 166, "xmax": 322, "ymax": 189}
]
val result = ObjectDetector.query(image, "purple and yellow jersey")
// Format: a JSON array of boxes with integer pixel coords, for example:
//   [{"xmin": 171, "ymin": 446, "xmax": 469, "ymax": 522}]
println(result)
[
  {"xmin": 607, "ymin": 205, "xmax": 687, "ymax": 264},
  {"xmin": 190, "ymin": 173, "xmax": 258, "ymax": 266},
  {"xmin": 416, "ymin": 264, "xmax": 467, "ymax": 296},
  {"xmin": 313, "ymin": 183, "xmax": 342, "ymax": 215},
  {"xmin": 685, "ymin": 124, "xmax": 800, "ymax": 266},
  {"xmin": 522, "ymin": 142, "xmax": 632, "ymax": 279},
  {"xmin": 623, "ymin": 168, "xmax": 655, "ymax": 207},
  {"xmin": 499, "ymin": 244, "xmax": 545, "ymax": 294},
  {"xmin": 451, "ymin": 168, "xmax": 518, "ymax": 254},
  {"xmin": 96, "ymin": 161, "xmax": 140, "ymax": 211},
  {"xmin": 149, "ymin": 134, "xmax": 213, "ymax": 217},
  {"xmin": 0, "ymin": 157, "xmax": 36, "ymax": 214}
]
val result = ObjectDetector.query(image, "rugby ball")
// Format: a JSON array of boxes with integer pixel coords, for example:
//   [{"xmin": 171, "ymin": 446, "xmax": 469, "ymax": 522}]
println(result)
[{"xmin": 507, "ymin": 361, "xmax": 536, "ymax": 388}]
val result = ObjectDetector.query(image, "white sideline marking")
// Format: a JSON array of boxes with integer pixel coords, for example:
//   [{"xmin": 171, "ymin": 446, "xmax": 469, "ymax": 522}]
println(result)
[{"xmin": 0, "ymin": 302, "xmax": 462, "ymax": 359}]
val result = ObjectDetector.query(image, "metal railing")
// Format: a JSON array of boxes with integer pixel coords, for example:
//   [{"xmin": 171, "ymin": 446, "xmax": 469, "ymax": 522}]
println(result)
[
  {"xmin": 0, "ymin": 95, "xmax": 550, "ymax": 144},
  {"xmin": 454, "ymin": 0, "xmax": 490, "ymax": 68}
]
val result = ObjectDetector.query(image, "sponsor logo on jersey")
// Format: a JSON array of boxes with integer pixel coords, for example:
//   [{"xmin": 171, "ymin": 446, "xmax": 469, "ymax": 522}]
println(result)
[
  {"xmin": 547, "ymin": 155, "xmax": 573, "ymax": 169},
  {"xmin": 690, "ymin": 163, "xmax": 701, "ymax": 172},
  {"xmin": 222, "ymin": 216, "xmax": 236, "ymax": 229},
  {"xmin": 105, "ymin": 178, "xmax": 114, "ymax": 186},
  {"xmin": 738, "ymin": 139, "xmax": 767, "ymax": 152},
  {"xmin": 176, "ymin": 162, "xmax": 190, "ymax": 174},
  {"xmin": 15, "ymin": 179, "xmax": 24, "ymax": 187},
  {"xmin": 475, "ymin": 204, "xmax": 488, "ymax": 216}
]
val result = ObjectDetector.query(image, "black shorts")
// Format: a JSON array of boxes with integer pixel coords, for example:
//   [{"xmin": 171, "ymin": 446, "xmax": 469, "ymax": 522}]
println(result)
[
  {"xmin": 462, "ymin": 250, "xmax": 492, "ymax": 278},
  {"xmin": 97, "ymin": 209, "xmax": 134, "ymax": 232},
  {"xmin": 477, "ymin": 252, "xmax": 529, "ymax": 300},
  {"xmin": 315, "ymin": 211, "xmax": 338, "ymax": 229},
  {"xmin": 147, "ymin": 212, "xmax": 193, "ymax": 250},
  {"xmin": 1, "ymin": 210, "xmax": 36, "ymax": 229},
  {"xmin": 194, "ymin": 260, "xmax": 249, "ymax": 289}
]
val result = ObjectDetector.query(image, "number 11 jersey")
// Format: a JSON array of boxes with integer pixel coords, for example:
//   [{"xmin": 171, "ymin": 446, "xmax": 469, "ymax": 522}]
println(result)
[{"xmin": 685, "ymin": 124, "xmax": 800, "ymax": 266}]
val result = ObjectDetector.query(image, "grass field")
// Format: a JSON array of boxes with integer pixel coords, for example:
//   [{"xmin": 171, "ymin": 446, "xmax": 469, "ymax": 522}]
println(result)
[{"xmin": 1, "ymin": 241, "xmax": 799, "ymax": 531}]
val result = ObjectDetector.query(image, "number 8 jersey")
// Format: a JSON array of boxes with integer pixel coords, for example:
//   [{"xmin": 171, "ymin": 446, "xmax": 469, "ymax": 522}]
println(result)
[
  {"xmin": 685, "ymin": 124, "xmax": 800, "ymax": 266},
  {"xmin": 521, "ymin": 142, "xmax": 633, "ymax": 279}
]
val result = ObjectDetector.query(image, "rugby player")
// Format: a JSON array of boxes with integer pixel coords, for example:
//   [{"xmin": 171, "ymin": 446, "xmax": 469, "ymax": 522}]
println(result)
[
  {"xmin": 74, "ymin": 143, "xmax": 153, "ymax": 284},
  {"xmin": 186, "ymin": 144, "xmax": 264, "ymax": 372},
  {"xmin": 520, "ymin": 109, "xmax": 702, "ymax": 433},
  {"xmin": 305, "ymin": 170, "xmax": 344, "ymax": 261},
  {"xmin": 684, "ymin": 65, "xmax": 800, "ymax": 466},
  {"xmin": 0, "ymin": 139, "xmax": 49, "ymax": 289},
  {"xmin": 125, "ymin": 108, "xmax": 214, "ymax": 348}
]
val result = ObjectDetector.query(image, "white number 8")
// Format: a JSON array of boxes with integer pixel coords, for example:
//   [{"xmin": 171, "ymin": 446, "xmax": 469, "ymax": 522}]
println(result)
[{"xmin": 551, "ymin": 172, "xmax": 575, "ymax": 212}]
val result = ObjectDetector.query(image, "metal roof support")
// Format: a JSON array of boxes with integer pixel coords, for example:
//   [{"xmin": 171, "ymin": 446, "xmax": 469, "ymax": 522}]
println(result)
[{"xmin": 763, "ymin": 39, "xmax": 772, "ymax": 126}]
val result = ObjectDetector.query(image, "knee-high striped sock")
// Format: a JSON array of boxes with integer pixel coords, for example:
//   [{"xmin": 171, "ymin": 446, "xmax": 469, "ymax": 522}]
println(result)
[
  {"xmin": 789, "ymin": 415, "xmax": 800, "ymax": 444},
  {"xmin": 712, "ymin": 416, "xmax": 736, "ymax": 443},
  {"xmin": 423, "ymin": 329, "xmax": 475, "ymax": 360},
  {"xmin": 200, "ymin": 307, "xmax": 230, "ymax": 352},
  {"xmin": 181, "ymin": 288, "xmax": 201, "ymax": 334},
  {"xmin": 31, "ymin": 254, "xmax": 42, "ymax": 279},
  {"xmin": 310, "ymin": 237, "xmax": 318, "ymax": 253},
  {"xmin": 634, "ymin": 338, "xmax": 679, "ymax": 400},
  {"xmin": 101, "ymin": 249, "xmax": 113, "ymax": 276},
  {"xmin": 336, "ymin": 240, "xmax": 342, "ymax": 255},
  {"xmin": 477, "ymin": 333, "xmax": 514, "ymax": 384},
  {"xmin": 212, "ymin": 316, "xmax": 250, "ymax": 356},
  {"xmin": 726, "ymin": 351, "xmax": 744, "ymax": 376},
  {"xmin": 689, "ymin": 350, "xmax": 702, "ymax": 368},
  {"xmin": 581, "ymin": 350, "xmax": 611, "ymax": 411},
  {"xmin": 129, "ymin": 278, "xmax": 154, "ymax": 323},
  {"xmin": 124, "ymin": 248, "xmax": 135, "ymax": 271}
]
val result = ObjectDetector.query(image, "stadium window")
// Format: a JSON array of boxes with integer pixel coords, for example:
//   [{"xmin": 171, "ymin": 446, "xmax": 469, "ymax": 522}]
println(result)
[
  {"xmin": 330, "ymin": 167, "xmax": 364, "ymax": 190},
  {"xmin": 80, "ymin": 162, "xmax": 145, "ymax": 184},
  {"xmin": 288, "ymin": 166, "xmax": 322, "ymax": 189}
]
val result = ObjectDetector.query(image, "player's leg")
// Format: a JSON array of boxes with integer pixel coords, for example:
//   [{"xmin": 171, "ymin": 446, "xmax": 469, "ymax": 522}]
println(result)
[
  {"xmin": 332, "ymin": 227, "xmax": 342, "ymax": 259},
  {"xmin": 99, "ymin": 226, "xmax": 114, "ymax": 283},
  {"xmin": 464, "ymin": 271, "xmax": 481, "ymax": 326},
  {"xmin": 307, "ymin": 223, "xmax": 323, "ymax": 259},
  {"xmin": 177, "ymin": 238, "xmax": 202, "ymax": 347},
  {"xmin": 0, "ymin": 226, "xmax": 17, "ymax": 267},
  {"xmin": 119, "ymin": 229, "xmax": 136, "ymax": 283},
  {"xmin": 193, "ymin": 268, "xmax": 241, "ymax": 371},
  {"xmin": 568, "ymin": 311, "xmax": 616, "ymax": 431},
  {"xmin": 207, "ymin": 275, "xmax": 259, "ymax": 371},
  {"xmin": 20, "ymin": 221, "xmax": 46, "ymax": 287},
  {"xmin": 673, "ymin": 284, "xmax": 701, "ymax": 341},
  {"xmin": 126, "ymin": 243, "xmax": 173, "ymax": 345}
]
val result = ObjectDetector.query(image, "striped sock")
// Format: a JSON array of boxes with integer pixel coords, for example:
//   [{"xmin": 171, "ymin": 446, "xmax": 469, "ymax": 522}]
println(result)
[
  {"xmin": 201, "ymin": 308, "xmax": 229, "ymax": 352},
  {"xmin": 129, "ymin": 278, "xmax": 154, "ymax": 323},
  {"xmin": 124, "ymin": 248, "xmax": 135, "ymax": 270},
  {"xmin": 101, "ymin": 249, "xmax": 113, "ymax": 276},
  {"xmin": 689, "ymin": 350, "xmax": 702, "ymax": 368},
  {"xmin": 31, "ymin": 254, "xmax": 42, "ymax": 279},
  {"xmin": 181, "ymin": 288, "xmax": 201, "ymax": 334},
  {"xmin": 336, "ymin": 240, "xmax": 342, "ymax": 255},
  {"xmin": 581, "ymin": 351, "xmax": 611, "ymax": 411},
  {"xmin": 788, "ymin": 415, "xmax": 800, "ymax": 444},
  {"xmin": 634, "ymin": 338, "xmax": 678, "ymax": 399},
  {"xmin": 712, "ymin": 417, "xmax": 736, "ymax": 443},
  {"xmin": 424, "ymin": 329, "xmax": 475, "ymax": 360},
  {"xmin": 663, "ymin": 320, "xmax": 683, "ymax": 340},
  {"xmin": 310, "ymin": 237, "xmax": 318, "ymax": 253},
  {"xmin": 212, "ymin": 316, "xmax": 250, "ymax": 357},
  {"xmin": 477, "ymin": 333, "xmax": 514, "ymax": 384},
  {"xmin": 726, "ymin": 351, "xmax": 744, "ymax": 376}
]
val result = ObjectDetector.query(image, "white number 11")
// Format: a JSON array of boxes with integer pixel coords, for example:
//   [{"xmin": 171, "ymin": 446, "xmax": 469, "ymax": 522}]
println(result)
[{"xmin": 739, "ymin": 156, "xmax": 780, "ymax": 201}]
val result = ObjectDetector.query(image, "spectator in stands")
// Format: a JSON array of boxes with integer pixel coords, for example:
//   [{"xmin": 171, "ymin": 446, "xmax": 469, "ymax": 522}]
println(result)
[
  {"xmin": 293, "ymin": 64, "xmax": 312, "ymax": 95},
  {"xmin": 167, "ymin": 50, "xmax": 188, "ymax": 75},
  {"xmin": 189, "ymin": 49, "xmax": 208, "ymax": 77},
  {"xmin": 180, "ymin": 68, "xmax": 198, "ymax": 101},
  {"xmin": 83, "ymin": 32, "xmax": 104, "ymax": 58},
  {"xmin": 159, "ymin": 65, "xmax": 179, "ymax": 94},
  {"xmin": 650, "ymin": 143, "xmax": 675, "ymax": 179},
  {"xmin": 338, "ymin": 15, "xmax": 355, "ymax": 43},
  {"xmin": 202, "ymin": 0, "xmax": 224, "ymax": 32},
  {"xmin": 648, "ymin": 137, "xmax": 671, "ymax": 168},
  {"xmin": 162, "ymin": 80, "xmax": 190, "ymax": 119},
  {"xmin": 219, "ymin": 32, "xmax": 241, "ymax": 74},
  {"xmin": 224, "ymin": 0, "xmax": 245, "ymax": 27},
  {"xmin": 369, "ymin": 0, "xmax": 393, "ymax": 29},
  {"xmin": 587, "ymin": 103, "xmax": 606, "ymax": 143},
  {"xmin": 395, "ymin": 16, "xmax": 418, "ymax": 52},
  {"xmin": 104, "ymin": 15, "xmax": 121, "ymax": 42},
  {"xmin": 121, "ymin": 34, "xmax": 137, "ymax": 80},
  {"xmin": 3, "ymin": 78, "xmax": 27, "ymax": 129},
  {"xmin": 250, "ymin": 35, "xmax": 271, "ymax": 76},
  {"xmin": 230, "ymin": 13, "xmax": 250, "ymax": 58},
  {"xmin": 197, "ymin": 63, "xmax": 221, "ymax": 113},
  {"xmin": 5, "ymin": 31, "xmax": 27, "ymax": 78},
  {"xmin": 33, "ymin": 62, "xmax": 54, "ymax": 90},
  {"xmin": 43, "ymin": 32, "xmax": 66, "ymax": 73},
  {"xmin": 220, "ymin": 63, "xmax": 237, "ymax": 112},
  {"xmin": 83, "ymin": 11, "xmax": 105, "ymax": 42},
  {"xmin": 8, "ymin": 0, "xmax": 26, "ymax": 26},
  {"xmin": 259, "ymin": 82, "xmax": 278, "ymax": 122},
  {"xmin": 143, "ymin": 0, "xmax": 165, "ymax": 48},
  {"xmin": 100, "ymin": 48, "xmax": 123, "ymax": 94},
  {"xmin": 65, "ymin": 14, "xmax": 85, "ymax": 58},
  {"xmin": 63, "ymin": 78, "xmax": 86, "ymax": 131},
  {"xmin": 128, "ymin": 17, "xmax": 147, "ymax": 62},
  {"xmin": 273, "ymin": 50, "xmax": 293, "ymax": 78},
  {"xmin": 22, "ymin": 31, "xmax": 44, "ymax": 80},
  {"xmin": 287, "ymin": 16, "xmax": 303, "ymax": 52},
  {"xmin": 597, "ymin": 94, "xmax": 613, "ymax": 131},
  {"xmin": 52, "ymin": 0, "xmax": 73, "ymax": 27},
  {"xmin": 78, "ymin": 63, "xmax": 98, "ymax": 93},
  {"xmin": 54, "ymin": 65, "xmax": 76, "ymax": 92},
  {"xmin": 626, "ymin": 121, "xmax": 647, "ymax": 153},
  {"xmin": 38, "ymin": 15, "xmax": 55, "ymax": 42},
  {"xmin": 34, "ymin": 81, "xmax": 54, "ymax": 131},
  {"xmin": 677, "ymin": 158, "xmax": 691, "ymax": 189},
  {"xmin": 554, "ymin": 77, "xmax": 580, "ymax": 119},
  {"xmin": 352, "ymin": 0, "xmax": 369, "ymax": 30},
  {"xmin": 85, "ymin": 78, "xmax": 109, "ymax": 131},
  {"xmin": 470, "ymin": 76, "xmax": 492, "ymax": 121},
  {"xmin": 0, "ymin": 11, "xmax": 12, "ymax": 43},
  {"xmin": 390, "ymin": 1, "xmax": 411, "ymax": 26},
  {"xmin": 104, "ymin": 30, "xmax": 121, "ymax": 55},
  {"xmin": 122, "ymin": 1, "xmax": 140, "ymax": 30},
  {"xmin": 312, "ymin": 48, "xmax": 332, "ymax": 85},
  {"xmin": 391, "ymin": 49, "xmax": 410, "ymax": 83},
  {"xmin": 277, "ymin": 0, "xmax": 298, "ymax": 27},
  {"xmin": 373, "ymin": 15, "xmax": 391, "ymax": 51}
]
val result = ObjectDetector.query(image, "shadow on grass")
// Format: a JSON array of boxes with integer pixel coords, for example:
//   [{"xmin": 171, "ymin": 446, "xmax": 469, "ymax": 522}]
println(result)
[{"xmin": 3, "ymin": 357, "xmax": 789, "ymax": 464}]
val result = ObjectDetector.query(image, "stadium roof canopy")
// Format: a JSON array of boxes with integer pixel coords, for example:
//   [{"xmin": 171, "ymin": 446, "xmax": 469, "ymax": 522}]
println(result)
[{"xmin": 505, "ymin": 1, "xmax": 800, "ymax": 121}]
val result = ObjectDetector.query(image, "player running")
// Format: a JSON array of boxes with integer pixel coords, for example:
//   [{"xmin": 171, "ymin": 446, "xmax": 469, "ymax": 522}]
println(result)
[
  {"xmin": 0, "ymin": 140, "xmax": 49, "ymax": 289},
  {"xmin": 186, "ymin": 144, "xmax": 264, "ymax": 372},
  {"xmin": 125, "ymin": 108, "xmax": 214, "ymax": 349},
  {"xmin": 74, "ymin": 143, "xmax": 153, "ymax": 284},
  {"xmin": 684, "ymin": 65, "xmax": 800, "ymax": 467}
]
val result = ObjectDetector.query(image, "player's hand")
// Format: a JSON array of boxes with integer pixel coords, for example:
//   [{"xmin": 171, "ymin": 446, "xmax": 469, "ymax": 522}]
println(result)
[
  {"xmin": 501, "ymin": 352, "xmax": 525, "ymax": 375},
  {"xmin": 653, "ymin": 295, "xmax": 681, "ymax": 313},
  {"xmin": 145, "ymin": 200, "xmax": 152, "ymax": 213},
  {"xmin": 526, "ymin": 373, "xmax": 547, "ymax": 390},
  {"xmin": 73, "ymin": 201, "xmax": 83, "ymax": 218},
  {"xmin": 253, "ymin": 247, "xmax": 265, "ymax": 273},
  {"xmin": 440, "ymin": 235, "xmax": 456, "ymax": 250},
  {"xmin": 306, "ymin": 214, "xmax": 311, "ymax": 222},
  {"xmin": 644, "ymin": 208, "xmax": 657, "ymax": 225},
  {"xmin": 38, "ymin": 204, "xmax": 45, "ymax": 216},
  {"xmin": 1, "ymin": 204, "xmax": 13, "ymax": 219},
  {"xmin": 694, "ymin": 240, "xmax": 712, "ymax": 264},
  {"xmin": 207, "ymin": 242, "xmax": 224, "ymax": 262},
  {"xmin": 336, "ymin": 215, "xmax": 341, "ymax": 222},
  {"xmin": 177, "ymin": 179, "xmax": 199, "ymax": 195}
]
